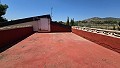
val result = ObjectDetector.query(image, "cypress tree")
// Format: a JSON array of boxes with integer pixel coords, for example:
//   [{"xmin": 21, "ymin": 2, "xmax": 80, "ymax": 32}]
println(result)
[{"xmin": 66, "ymin": 17, "xmax": 69, "ymax": 26}]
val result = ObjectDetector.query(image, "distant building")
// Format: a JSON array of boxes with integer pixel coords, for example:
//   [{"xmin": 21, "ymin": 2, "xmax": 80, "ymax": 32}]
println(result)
[{"xmin": 0, "ymin": 15, "xmax": 51, "ymax": 32}]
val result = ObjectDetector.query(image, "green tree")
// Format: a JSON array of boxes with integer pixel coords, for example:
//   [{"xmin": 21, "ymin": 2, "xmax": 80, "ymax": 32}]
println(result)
[
  {"xmin": 0, "ymin": 17, "xmax": 7, "ymax": 22},
  {"xmin": 113, "ymin": 25, "xmax": 116, "ymax": 30},
  {"xmin": 70, "ymin": 18, "xmax": 75, "ymax": 26},
  {"xmin": 118, "ymin": 22, "xmax": 120, "ymax": 30},
  {"xmin": 58, "ymin": 21, "xmax": 64, "ymax": 24},
  {"xmin": 0, "ymin": 4, "xmax": 8, "ymax": 22},
  {"xmin": 118, "ymin": 22, "xmax": 120, "ymax": 26},
  {"xmin": 66, "ymin": 17, "xmax": 69, "ymax": 26}
]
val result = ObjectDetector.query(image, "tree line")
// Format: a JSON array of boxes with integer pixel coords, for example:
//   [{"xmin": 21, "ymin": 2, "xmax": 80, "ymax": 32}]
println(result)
[
  {"xmin": 78, "ymin": 20, "xmax": 120, "ymax": 30},
  {"xmin": 66, "ymin": 17, "xmax": 75, "ymax": 26},
  {"xmin": 57, "ymin": 17, "xmax": 76, "ymax": 26}
]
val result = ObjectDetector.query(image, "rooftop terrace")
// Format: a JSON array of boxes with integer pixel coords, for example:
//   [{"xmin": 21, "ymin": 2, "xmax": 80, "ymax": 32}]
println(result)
[
  {"xmin": 0, "ymin": 32, "xmax": 120, "ymax": 68},
  {"xmin": 0, "ymin": 14, "xmax": 120, "ymax": 68}
]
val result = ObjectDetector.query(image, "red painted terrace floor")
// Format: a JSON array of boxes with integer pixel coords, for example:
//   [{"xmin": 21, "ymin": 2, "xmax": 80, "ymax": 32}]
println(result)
[{"xmin": 0, "ymin": 32, "xmax": 120, "ymax": 68}]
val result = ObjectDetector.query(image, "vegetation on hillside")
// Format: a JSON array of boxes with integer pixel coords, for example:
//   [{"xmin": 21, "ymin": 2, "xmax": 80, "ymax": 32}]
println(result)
[
  {"xmin": 55, "ymin": 17, "xmax": 120, "ymax": 31},
  {"xmin": 77, "ymin": 17, "xmax": 120, "ymax": 30}
]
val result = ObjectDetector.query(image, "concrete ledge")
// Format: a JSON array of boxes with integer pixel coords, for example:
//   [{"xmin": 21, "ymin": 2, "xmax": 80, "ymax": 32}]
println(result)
[{"xmin": 72, "ymin": 28, "xmax": 120, "ymax": 53}]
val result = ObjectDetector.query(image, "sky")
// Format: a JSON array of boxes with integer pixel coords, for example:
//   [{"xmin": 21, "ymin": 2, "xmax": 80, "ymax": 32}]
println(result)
[{"xmin": 2, "ymin": 0, "xmax": 120, "ymax": 21}]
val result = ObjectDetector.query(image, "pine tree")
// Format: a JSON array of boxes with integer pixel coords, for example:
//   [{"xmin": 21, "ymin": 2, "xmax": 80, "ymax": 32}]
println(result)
[{"xmin": 0, "ymin": 4, "xmax": 8, "ymax": 22}]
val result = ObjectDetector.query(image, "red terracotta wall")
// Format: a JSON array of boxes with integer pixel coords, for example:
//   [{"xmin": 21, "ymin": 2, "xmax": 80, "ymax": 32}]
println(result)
[
  {"xmin": 72, "ymin": 28, "xmax": 120, "ymax": 53},
  {"xmin": 51, "ymin": 22, "xmax": 71, "ymax": 32},
  {"xmin": 0, "ymin": 27, "xmax": 34, "ymax": 48}
]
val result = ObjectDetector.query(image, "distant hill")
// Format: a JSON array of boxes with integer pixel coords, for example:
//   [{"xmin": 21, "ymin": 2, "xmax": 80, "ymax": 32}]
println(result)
[{"xmin": 84, "ymin": 17, "xmax": 120, "ymax": 22}]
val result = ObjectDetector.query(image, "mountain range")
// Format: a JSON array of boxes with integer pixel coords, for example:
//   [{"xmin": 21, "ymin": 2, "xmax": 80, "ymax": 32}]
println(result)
[{"xmin": 84, "ymin": 17, "xmax": 120, "ymax": 22}]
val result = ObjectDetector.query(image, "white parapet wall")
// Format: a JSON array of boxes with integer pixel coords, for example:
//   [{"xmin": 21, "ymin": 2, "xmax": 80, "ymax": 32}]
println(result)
[{"xmin": 72, "ymin": 26, "xmax": 120, "ymax": 38}]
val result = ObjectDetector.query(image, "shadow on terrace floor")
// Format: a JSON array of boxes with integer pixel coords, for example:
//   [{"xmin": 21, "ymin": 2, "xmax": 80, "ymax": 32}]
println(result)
[{"xmin": 0, "ymin": 33, "xmax": 34, "ymax": 53}]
